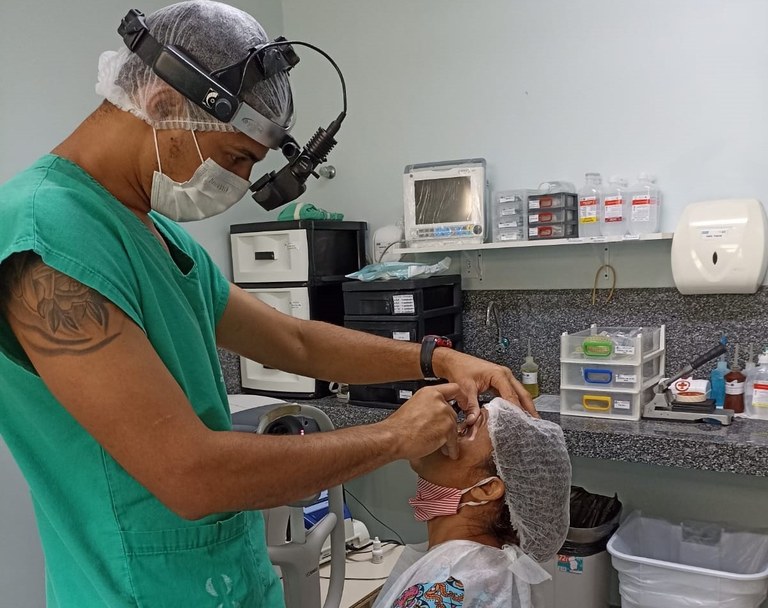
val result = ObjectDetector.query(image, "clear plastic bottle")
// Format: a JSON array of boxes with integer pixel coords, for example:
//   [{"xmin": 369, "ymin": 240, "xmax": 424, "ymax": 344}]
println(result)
[
  {"xmin": 744, "ymin": 343, "xmax": 757, "ymax": 411},
  {"xmin": 577, "ymin": 173, "xmax": 602, "ymax": 238},
  {"xmin": 521, "ymin": 338, "xmax": 539, "ymax": 398},
  {"xmin": 709, "ymin": 354, "xmax": 729, "ymax": 408},
  {"xmin": 747, "ymin": 349, "xmax": 768, "ymax": 419},
  {"xmin": 600, "ymin": 176, "xmax": 629, "ymax": 236},
  {"xmin": 627, "ymin": 173, "xmax": 662, "ymax": 235}
]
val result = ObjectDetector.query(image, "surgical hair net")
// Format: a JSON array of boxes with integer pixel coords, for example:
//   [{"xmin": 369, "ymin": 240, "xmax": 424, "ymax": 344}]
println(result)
[
  {"xmin": 486, "ymin": 398, "xmax": 571, "ymax": 562},
  {"xmin": 96, "ymin": 0, "xmax": 293, "ymax": 133}
]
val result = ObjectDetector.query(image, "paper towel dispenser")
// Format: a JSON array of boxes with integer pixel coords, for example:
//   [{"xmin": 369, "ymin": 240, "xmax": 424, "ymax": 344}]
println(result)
[{"xmin": 671, "ymin": 199, "xmax": 768, "ymax": 294}]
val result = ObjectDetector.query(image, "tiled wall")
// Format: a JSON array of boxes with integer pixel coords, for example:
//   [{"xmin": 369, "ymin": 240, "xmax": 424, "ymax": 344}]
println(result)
[{"xmin": 222, "ymin": 287, "xmax": 768, "ymax": 396}]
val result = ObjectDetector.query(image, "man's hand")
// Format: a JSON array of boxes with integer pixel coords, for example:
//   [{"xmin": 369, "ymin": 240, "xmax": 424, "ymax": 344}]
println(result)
[
  {"xmin": 432, "ymin": 349, "xmax": 538, "ymax": 421},
  {"xmin": 379, "ymin": 383, "xmax": 465, "ymax": 461}
]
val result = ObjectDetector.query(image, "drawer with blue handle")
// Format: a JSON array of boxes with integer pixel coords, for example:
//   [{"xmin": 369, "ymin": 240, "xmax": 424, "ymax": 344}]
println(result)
[{"xmin": 560, "ymin": 356, "xmax": 663, "ymax": 392}]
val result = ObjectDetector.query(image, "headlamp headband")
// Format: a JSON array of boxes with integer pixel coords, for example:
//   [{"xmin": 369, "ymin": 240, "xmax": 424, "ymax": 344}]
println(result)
[{"xmin": 117, "ymin": 8, "xmax": 297, "ymax": 149}]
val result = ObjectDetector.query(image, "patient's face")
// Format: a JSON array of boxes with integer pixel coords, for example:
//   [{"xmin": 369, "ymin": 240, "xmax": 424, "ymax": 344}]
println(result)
[{"xmin": 410, "ymin": 407, "xmax": 493, "ymax": 489}]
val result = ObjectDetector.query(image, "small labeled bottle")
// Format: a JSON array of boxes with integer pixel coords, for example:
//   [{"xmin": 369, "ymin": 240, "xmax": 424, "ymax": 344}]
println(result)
[
  {"xmin": 748, "ymin": 349, "xmax": 768, "ymax": 419},
  {"xmin": 724, "ymin": 345, "xmax": 746, "ymax": 414},
  {"xmin": 371, "ymin": 537, "xmax": 383, "ymax": 564},
  {"xmin": 600, "ymin": 176, "xmax": 629, "ymax": 236},
  {"xmin": 709, "ymin": 354, "xmax": 729, "ymax": 408},
  {"xmin": 627, "ymin": 173, "xmax": 662, "ymax": 235},
  {"xmin": 577, "ymin": 173, "xmax": 603, "ymax": 238},
  {"xmin": 521, "ymin": 339, "xmax": 539, "ymax": 398}
]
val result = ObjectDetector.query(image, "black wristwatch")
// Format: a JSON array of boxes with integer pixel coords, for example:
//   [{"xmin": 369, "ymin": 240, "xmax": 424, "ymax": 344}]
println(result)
[{"xmin": 420, "ymin": 335, "xmax": 453, "ymax": 380}]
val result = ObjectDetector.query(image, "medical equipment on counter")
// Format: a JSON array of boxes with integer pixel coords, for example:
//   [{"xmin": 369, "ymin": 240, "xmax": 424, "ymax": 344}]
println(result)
[
  {"xmin": 643, "ymin": 341, "xmax": 734, "ymax": 425},
  {"xmin": 232, "ymin": 403, "xmax": 346, "ymax": 608},
  {"xmin": 671, "ymin": 199, "xmax": 768, "ymax": 294},
  {"xmin": 372, "ymin": 224, "xmax": 404, "ymax": 263},
  {"xmin": 403, "ymin": 158, "xmax": 487, "ymax": 247},
  {"xmin": 119, "ymin": 9, "xmax": 346, "ymax": 211}
]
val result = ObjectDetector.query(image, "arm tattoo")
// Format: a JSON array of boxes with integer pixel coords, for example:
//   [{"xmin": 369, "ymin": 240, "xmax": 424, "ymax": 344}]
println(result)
[{"xmin": 1, "ymin": 253, "xmax": 124, "ymax": 356}]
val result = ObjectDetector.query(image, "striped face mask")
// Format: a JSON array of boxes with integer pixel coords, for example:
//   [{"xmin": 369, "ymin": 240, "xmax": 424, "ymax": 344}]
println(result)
[{"xmin": 409, "ymin": 476, "xmax": 498, "ymax": 522}]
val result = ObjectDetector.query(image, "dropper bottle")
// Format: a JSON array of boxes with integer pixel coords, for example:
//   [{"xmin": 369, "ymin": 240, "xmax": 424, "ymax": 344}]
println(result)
[{"xmin": 521, "ymin": 338, "xmax": 540, "ymax": 398}]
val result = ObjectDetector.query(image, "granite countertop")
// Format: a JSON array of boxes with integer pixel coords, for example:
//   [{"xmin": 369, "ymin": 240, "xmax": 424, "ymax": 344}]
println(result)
[{"xmin": 303, "ymin": 395, "xmax": 768, "ymax": 478}]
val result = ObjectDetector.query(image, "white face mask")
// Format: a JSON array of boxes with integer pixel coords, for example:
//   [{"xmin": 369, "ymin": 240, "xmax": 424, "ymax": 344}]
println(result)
[{"xmin": 150, "ymin": 129, "xmax": 251, "ymax": 222}]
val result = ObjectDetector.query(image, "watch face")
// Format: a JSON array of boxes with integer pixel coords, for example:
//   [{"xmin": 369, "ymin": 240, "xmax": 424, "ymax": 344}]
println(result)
[{"xmin": 435, "ymin": 337, "xmax": 453, "ymax": 349}]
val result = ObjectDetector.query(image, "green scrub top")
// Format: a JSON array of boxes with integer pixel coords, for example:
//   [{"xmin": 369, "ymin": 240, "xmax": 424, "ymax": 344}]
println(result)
[{"xmin": 0, "ymin": 155, "xmax": 284, "ymax": 607}]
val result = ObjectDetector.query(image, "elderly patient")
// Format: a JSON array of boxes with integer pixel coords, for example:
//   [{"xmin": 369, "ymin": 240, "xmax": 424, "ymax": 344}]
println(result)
[{"xmin": 373, "ymin": 398, "xmax": 572, "ymax": 608}]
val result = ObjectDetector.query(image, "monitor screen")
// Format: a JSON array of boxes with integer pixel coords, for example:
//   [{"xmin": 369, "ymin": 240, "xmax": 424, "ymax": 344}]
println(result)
[{"xmin": 414, "ymin": 176, "xmax": 473, "ymax": 224}]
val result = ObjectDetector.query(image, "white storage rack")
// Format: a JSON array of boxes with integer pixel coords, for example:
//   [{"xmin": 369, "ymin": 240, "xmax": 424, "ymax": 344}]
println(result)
[{"xmin": 560, "ymin": 325, "xmax": 666, "ymax": 421}]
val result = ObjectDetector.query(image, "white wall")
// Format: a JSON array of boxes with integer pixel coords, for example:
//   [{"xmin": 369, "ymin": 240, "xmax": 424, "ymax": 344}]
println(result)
[
  {"xmin": 280, "ymin": 0, "xmax": 768, "ymax": 289},
  {"xmin": 0, "ymin": 2, "xmax": 283, "ymax": 604}
]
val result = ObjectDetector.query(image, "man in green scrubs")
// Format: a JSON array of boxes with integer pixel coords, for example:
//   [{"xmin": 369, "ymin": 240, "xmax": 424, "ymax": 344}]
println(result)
[{"xmin": 0, "ymin": 2, "xmax": 535, "ymax": 606}]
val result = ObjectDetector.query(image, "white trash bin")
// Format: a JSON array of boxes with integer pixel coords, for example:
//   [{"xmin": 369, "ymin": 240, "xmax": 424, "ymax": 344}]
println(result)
[{"xmin": 607, "ymin": 511, "xmax": 768, "ymax": 608}]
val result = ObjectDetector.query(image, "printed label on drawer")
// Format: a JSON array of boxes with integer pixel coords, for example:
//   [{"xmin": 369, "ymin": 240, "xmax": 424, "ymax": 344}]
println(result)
[
  {"xmin": 614, "ymin": 399, "xmax": 631, "ymax": 410},
  {"xmin": 498, "ymin": 221, "xmax": 520, "ymax": 228},
  {"xmin": 529, "ymin": 214, "xmax": 540, "ymax": 224},
  {"xmin": 392, "ymin": 331, "xmax": 411, "ymax": 341},
  {"xmin": 398, "ymin": 390, "xmax": 413, "ymax": 400},
  {"xmin": 529, "ymin": 200, "xmax": 540, "ymax": 210},
  {"xmin": 498, "ymin": 195, "xmax": 519, "ymax": 203},
  {"xmin": 616, "ymin": 373, "xmax": 637, "ymax": 383},
  {"xmin": 614, "ymin": 345, "xmax": 635, "ymax": 355},
  {"xmin": 499, "ymin": 207, "xmax": 520, "ymax": 216},
  {"xmin": 392, "ymin": 294, "xmax": 415, "ymax": 314}
]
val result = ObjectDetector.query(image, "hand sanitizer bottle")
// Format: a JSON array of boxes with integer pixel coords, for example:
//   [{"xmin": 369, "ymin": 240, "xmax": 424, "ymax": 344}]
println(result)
[
  {"xmin": 521, "ymin": 339, "xmax": 539, "ymax": 398},
  {"xmin": 709, "ymin": 354, "xmax": 730, "ymax": 408}
]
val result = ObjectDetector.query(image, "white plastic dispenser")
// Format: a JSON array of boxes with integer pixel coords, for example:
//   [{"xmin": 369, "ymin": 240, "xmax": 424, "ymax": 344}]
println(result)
[{"xmin": 671, "ymin": 199, "xmax": 768, "ymax": 294}]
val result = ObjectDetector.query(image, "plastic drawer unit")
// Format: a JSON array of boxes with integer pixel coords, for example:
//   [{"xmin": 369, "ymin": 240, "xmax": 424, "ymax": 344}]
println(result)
[
  {"xmin": 490, "ymin": 189, "xmax": 533, "ymax": 243},
  {"xmin": 528, "ymin": 222, "xmax": 578, "ymax": 240},
  {"xmin": 560, "ymin": 325, "xmax": 666, "ymax": 421}
]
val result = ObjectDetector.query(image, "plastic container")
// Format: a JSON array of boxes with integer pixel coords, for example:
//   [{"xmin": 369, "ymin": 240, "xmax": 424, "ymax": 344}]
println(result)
[
  {"xmin": 561, "ymin": 356, "xmax": 663, "ymax": 392},
  {"xmin": 577, "ymin": 172, "xmax": 603, "ymax": 238},
  {"xmin": 560, "ymin": 385, "xmax": 656, "ymax": 420},
  {"xmin": 744, "ymin": 344, "xmax": 758, "ymax": 412},
  {"xmin": 608, "ymin": 511, "xmax": 768, "ymax": 608},
  {"xmin": 528, "ymin": 209, "xmax": 577, "ymax": 225},
  {"xmin": 627, "ymin": 173, "xmax": 661, "ymax": 235},
  {"xmin": 600, "ymin": 176, "xmax": 629, "ymax": 237},
  {"xmin": 561, "ymin": 326, "xmax": 665, "ymax": 366}
]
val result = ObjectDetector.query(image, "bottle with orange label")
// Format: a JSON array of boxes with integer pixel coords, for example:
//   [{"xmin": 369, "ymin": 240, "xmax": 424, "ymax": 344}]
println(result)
[
  {"xmin": 627, "ymin": 173, "xmax": 661, "ymax": 235},
  {"xmin": 600, "ymin": 176, "xmax": 629, "ymax": 237},
  {"xmin": 747, "ymin": 348, "xmax": 768, "ymax": 419}
]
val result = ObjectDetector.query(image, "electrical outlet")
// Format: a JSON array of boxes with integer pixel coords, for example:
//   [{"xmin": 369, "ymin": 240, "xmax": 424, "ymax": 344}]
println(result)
[{"xmin": 461, "ymin": 251, "xmax": 483, "ymax": 280}]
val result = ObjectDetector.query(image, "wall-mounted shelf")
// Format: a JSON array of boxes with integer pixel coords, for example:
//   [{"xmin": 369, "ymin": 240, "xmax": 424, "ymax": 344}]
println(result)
[{"xmin": 393, "ymin": 232, "xmax": 673, "ymax": 255}]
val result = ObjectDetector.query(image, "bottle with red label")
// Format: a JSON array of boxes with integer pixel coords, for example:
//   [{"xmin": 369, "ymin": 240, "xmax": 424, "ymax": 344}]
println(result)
[
  {"xmin": 600, "ymin": 176, "xmax": 629, "ymax": 237},
  {"xmin": 747, "ymin": 348, "xmax": 768, "ymax": 419},
  {"xmin": 577, "ymin": 172, "xmax": 602, "ymax": 238},
  {"xmin": 628, "ymin": 173, "xmax": 661, "ymax": 235}
]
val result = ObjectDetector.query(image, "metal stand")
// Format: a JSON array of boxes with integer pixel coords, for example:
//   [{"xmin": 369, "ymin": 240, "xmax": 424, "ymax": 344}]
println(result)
[
  {"xmin": 232, "ymin": 403, "xmax": 346, "ymax": 608},
  {"xmin": 642, "ymin": 341, "xmax": 734, "ymax": 425}
]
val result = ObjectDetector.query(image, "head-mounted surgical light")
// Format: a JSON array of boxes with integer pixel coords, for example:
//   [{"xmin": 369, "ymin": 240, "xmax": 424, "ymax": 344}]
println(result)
[{"xmin": 118, "ymin": 8, "xmax": 347, "ymax": 211}]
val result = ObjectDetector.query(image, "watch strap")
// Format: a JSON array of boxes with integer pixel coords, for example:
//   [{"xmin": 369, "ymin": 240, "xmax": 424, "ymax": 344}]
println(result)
[{"xmin": 420, "ymin": 335, "xmax": 453, "ymax": 380}]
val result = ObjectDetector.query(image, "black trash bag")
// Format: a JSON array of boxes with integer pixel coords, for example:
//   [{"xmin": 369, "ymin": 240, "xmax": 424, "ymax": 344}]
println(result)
[{"xmin": 569, "ymin": 485, "xmax": 622, "ymax": 529}]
